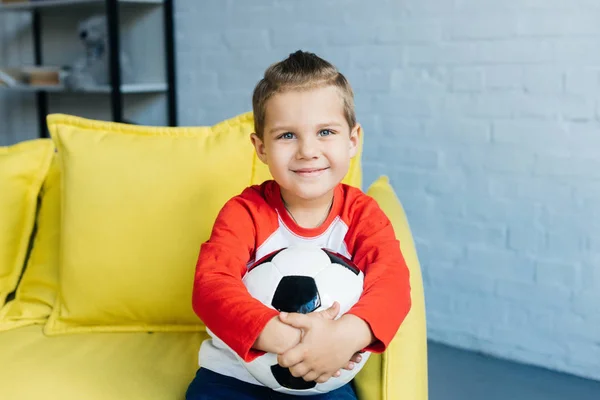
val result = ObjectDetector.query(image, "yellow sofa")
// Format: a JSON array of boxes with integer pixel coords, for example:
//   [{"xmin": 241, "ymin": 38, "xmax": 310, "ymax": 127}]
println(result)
[{"xmin": 0, "ymin": 112, "xmax": 427, "ymax": 400}]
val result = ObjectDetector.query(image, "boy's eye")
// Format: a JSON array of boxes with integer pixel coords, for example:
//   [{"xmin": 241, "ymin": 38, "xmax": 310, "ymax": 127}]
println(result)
[
  {"xmin": 279, "ymin": 132, "xmax": 295, "ymax": 139},
  {"xmin": 318, "ymin": 129, "xmax": 334, "ymax": 137}
]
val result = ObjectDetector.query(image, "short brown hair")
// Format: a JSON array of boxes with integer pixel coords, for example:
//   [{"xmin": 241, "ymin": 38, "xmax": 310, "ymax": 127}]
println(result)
[{"xmin": 252, "ymin": 50, "xmax": 356, "ymax": 138}]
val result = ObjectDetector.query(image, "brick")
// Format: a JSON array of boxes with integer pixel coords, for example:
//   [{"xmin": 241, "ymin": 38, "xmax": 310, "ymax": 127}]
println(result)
[
  {"xmin": 424, "ymin": 119, "xmax": 491, "ymax": 144},
  {"xmin": 461, "ymin": 197, "xmax": 537, "ymax": 226},
  {"xmin": 555, "ymin": 39, "xmax": 600, "ymax": 64},
  {"xmin": 377, "ymin": 18, "xmax": 443, "ymax": 44},
  {"xmin": 223, "ymin": 29, "xmax": 270, "ymax": 49},
  {"xmin": 564, "ymin": 68, "xmax": 600, "ymax": 96},
  {"xmin": 535, "ymin": 260, "xmax": 581, "ymax": 289},
  {"xmin": 417, "ymin": 240, "xmax": 466, "ymax": 267},
  {"xmin": 451, "ymin": 67, "xmax": 484, "ymax": 92},
  {"xmin": 534, "ymin": 154, "xmax": 600, "ymax": 180},
  {"xmin": 488, "ymin": 174, "xmax": 573, "ymax": 204},
  {"xmin": 573, "ymin": 182, "xmax": 600, "ymax": 210},
  {"xmin": 427, "ymin": 310, "xmax": 494, "ymax": 340},
  {"xmin": 442, "ymin": 219, "xmax": 507, "ymax": 248},
  {"xmin": 423, "ymin": 291, "xmax": 455, "ymax": 316},
  {"xmin": 571, "ymin": 290, "xmax": 600, "ymax": 318},
  {"xmin": 407, "ymin": 40, "xmax": 554, "ymax": 66},
  {"xmin": 217, "ymin": 69, "xmax": 262, "ymax": 92},
  {"xmin": 379, "ymin": 116, "xmax": 423, "ymax": 140},
  {"xmin": 518, "ymin": 11, "xmax": 600, "ymax": 36},
  {"xmin": 345, "ymin": 69, "xmax": 392, "ymax": 93},
  {"xmin": 544, "ymin": 230, "xmax": 588, "ymax": 261},
  {"xmin": 537, "ymin": 207, "xmax": 597, "ymax": 237},
  {"xmin": 484, "ymin": 65, "xmax": 523, "ymax": 90},
  {"xmin": 443, "ymin": 143, "xmax": 536, "ymax": 174},
  {"xmin": 391, "ymin": 67, "xmax": 448, "ymax": 93},
  {"xmin": 269, "ymin": 27, "xmax": 333, "ymax": 49},
  {"xmin": 465, "ymin": 246, "xmax": 536, "ymax": 282},
  {"xmin": 507, "ymin": 224, "xmax": 546, "ymax": 254},
  {"xmin": 429, "ymin": 268, "xmax": 497, "ymax": 296},
  {"xmin": 379, "ymin": 145, "xmax": 439, "ymax": 169},
  {"xmin": 348, "ymin": 46, "xmax": 404, "ymax": 69},
  {"xmin": 522, "ymin": 66, "xmax": 564, "ymax": 94},
  {"xmin": 491, "ymin": 120, "xmax": 569, "ymax": 153},
  {"xmin": 566, "ymin": 342, "xmax": 600, "ymax": 377},
  {"xmin": 182, "ymin": 70, "xmax": 218, "ymax": 92},
  {"xmin": 495, "ymin": 280, "xmax": 572, "ymax": 309},
  {"xmin": 370, "ymin": 94, "xmax": 440, "ymax": 117},
  {"xmin": 447, "ymin": 13, "xmax": 518, "ymax": 40},
  {"xmin": 467, "ymin": 93, "xmax": 523, "ymax": 118},
  {"xmin": 327, "ymin": 25, "xmax": 378, "ymax": 47},
  {"xmin": 402, "ymin": 0, "xmax": 455, "ymax": 15}
]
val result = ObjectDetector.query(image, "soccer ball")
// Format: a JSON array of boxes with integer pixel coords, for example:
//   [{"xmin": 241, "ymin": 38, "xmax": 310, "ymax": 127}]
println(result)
[{"xmin": 240, "ymin": 245, "xmax": 370, "ymax": 396}]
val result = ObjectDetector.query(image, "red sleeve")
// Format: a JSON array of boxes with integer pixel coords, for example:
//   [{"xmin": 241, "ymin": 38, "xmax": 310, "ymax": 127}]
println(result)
[
  {"xmin": 344, "ymin": 194, "xmax": 411, "ymax": 353},
  {"xmin": 192, "ymin": 192, "xmax": 278, "ymax": 362}
]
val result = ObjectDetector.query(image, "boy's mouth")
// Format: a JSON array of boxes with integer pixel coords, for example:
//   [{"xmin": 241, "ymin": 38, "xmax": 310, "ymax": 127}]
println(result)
[{"xmin": 292, "ymin": 167, "xmax": 329, "ymax": 177}]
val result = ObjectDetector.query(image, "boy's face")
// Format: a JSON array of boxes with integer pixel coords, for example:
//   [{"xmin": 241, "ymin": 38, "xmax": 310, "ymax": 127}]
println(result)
[{"xmin": 251, "ymin": 85, "xmax": 359, "ymax": 205}]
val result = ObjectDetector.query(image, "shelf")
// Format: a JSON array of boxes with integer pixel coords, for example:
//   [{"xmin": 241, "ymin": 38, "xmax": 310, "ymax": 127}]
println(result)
[
  {"xmin": 0, "ymin": 82, "xmax": 167, "ymax": 93},
  {"xmin": 0, "ymin": 0, "xmax": 162, "ymax": 12}
]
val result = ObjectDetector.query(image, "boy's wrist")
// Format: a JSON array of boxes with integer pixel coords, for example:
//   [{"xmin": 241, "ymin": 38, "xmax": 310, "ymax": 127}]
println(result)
[
  {"xmin": 337, "ymin": 314, "xmax": 375, "ymax": 353},
  {"xmin": 254, "ymin": 316, "xmax": 301, "ymax": 354}
]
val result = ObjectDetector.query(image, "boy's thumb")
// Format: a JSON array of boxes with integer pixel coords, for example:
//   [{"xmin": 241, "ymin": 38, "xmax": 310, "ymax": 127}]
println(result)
[
  {"xmin": 321, "ymin": 301, "xmax": 340, "ymax": 320},
  {"xmin": 280, "ymin": 311, "xmax": 311, "ymax": 330}
]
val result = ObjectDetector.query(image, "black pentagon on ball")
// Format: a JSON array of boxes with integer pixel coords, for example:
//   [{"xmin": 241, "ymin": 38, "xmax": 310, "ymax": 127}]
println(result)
[
  {"xmin": 322, "ymin": 249, "xmax": 360, "ymax": 275},
  {"xmin": 271, "ymin": 364, "xmax": 317, "ymax": 390},
  {"xmin": 271, "ymin": 276, "xmax": 321, "ymax": 314}
]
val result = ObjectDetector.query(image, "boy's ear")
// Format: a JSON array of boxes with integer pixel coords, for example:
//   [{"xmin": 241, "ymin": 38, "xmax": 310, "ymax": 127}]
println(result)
[
  {"xmin": 349, "ymin": 123, "xmax": 361, "ymax": 158},
  {"xmin": 250, "ymin": 133, "xmax": 268, "ymax": 164}
]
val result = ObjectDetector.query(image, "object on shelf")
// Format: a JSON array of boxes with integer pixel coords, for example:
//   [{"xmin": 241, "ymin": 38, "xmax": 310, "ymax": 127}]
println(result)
[
  {"xmin": 62, "ymin": 14, "xmax": 133, "ymax": 91},
  {"xmin": 0, "ymin": 66, "xmax": 65, "ymax": 87}
]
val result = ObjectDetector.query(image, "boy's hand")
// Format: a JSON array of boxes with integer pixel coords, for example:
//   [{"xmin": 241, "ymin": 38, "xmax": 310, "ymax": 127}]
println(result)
[
  {"xmin": 277, "ymin": 302, "xmax": 370, "ymax": 384},
  {"xmin": 253, "ymin": 302, "xmax": 341, "ymax": 354},
  {"xmin": 253, "ymin": 316, "xmax": 302, "ymax": 354}
]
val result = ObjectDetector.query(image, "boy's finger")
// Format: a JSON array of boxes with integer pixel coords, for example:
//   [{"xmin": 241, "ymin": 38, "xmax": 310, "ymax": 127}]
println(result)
[
  {"xmin": 302, "ymin": 370, "xmax": 320, "ymax": 383},
  {"xmin": 279, "ymin": 312, "xmax": 312, "ymax": 330},
  {"xmin": 277, "ymin": 345, "xmax": 306, "ymax": 368},
  {"xmin": 288, "ymin": 362, "xmax": 310, "ymax": 378},
  {"xmin": 315, "ymin": 373, "xmax": 332, "ymax": 384},
  {"xmin": 318, "ymin": 301, "xmax": 340, "ymax": 320},
  {"xmin": 350, "ymin": 352, "xmax": 362, "ymax": 363},
  {"xmin": 342, "ymin": 361, "xmax": 355, "ymax": 371}
]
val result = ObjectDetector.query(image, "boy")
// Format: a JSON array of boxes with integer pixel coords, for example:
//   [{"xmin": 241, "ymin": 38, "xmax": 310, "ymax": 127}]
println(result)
[{"xmin": 187, "ymin": 50, "xmax": 411, "ymax": 399}]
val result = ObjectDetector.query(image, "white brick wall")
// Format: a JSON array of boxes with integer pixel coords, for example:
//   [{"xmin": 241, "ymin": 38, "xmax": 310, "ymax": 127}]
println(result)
[
  {"xmin": 174, "ymin": 0, "xmax": 600, "ymax": 381},
  {"xmin": 1, "ymin": 0, "xmax": 598, "ymax": 381},
  {"xmin": 0, "ymin": 13, "xmax": 37, "ymax": 146}
]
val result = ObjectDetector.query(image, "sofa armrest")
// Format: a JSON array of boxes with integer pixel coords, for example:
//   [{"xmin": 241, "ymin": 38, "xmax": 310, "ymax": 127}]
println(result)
[{"xmin": 354, "ymin": 176, "xmax": 428, "ymax": 400}]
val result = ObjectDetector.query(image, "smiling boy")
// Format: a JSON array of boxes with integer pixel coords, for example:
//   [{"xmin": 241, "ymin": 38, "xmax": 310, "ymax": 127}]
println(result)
[{"xmin": 187, "ymin": 50, "xmax": 411, "ymax": 399}]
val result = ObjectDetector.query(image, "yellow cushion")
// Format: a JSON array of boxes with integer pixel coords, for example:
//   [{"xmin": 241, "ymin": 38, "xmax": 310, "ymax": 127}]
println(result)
[
  {"xmin": 250, "ymin": 125, "xmax": 364, "ymax": 188},
  {"xmin": 44, "ymin": 112, "xmax": 256, "ymax": 334},
  {"xmin": 354, "ymin": 176, "xmax": 428, "ymax": 400},
  {"xmin": 0, "ymin": 139, "xmax": 54, "ymax": 306},
  {"xmin": 0, "ymin": 325, "xmax": 206, "ymax": 400},
  {"xmin": 0, "ymin": 155, "xmax": 60, "ymax": 330}
]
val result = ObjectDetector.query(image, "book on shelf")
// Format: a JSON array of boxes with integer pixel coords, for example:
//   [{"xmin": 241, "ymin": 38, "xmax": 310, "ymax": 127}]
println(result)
[{"xmin": 0, "ymin": 66, "xmax": 64, "ymax": 88}]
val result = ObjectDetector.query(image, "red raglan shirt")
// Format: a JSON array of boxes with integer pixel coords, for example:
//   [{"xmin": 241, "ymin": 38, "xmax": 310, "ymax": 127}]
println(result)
[{"xmin": 192, "ymin": 180, "xmax": 411, "ymax": 385}]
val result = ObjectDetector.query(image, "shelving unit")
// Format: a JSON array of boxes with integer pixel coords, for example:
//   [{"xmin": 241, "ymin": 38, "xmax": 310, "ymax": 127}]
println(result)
[{"xmin": 0, "ymin": 0, "xmax": 177, "ymax": 138}]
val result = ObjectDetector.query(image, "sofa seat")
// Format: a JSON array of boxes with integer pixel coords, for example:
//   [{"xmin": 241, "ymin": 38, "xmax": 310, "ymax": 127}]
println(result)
[{"xmin": 0, "ymin": 325, "xmax": 208, "ymax": 400}]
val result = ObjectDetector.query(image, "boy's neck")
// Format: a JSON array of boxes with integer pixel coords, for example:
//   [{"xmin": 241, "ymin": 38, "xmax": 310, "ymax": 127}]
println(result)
[{"xmin": 280, "ymin": 188, "xmax": 335, "ymax": 229}]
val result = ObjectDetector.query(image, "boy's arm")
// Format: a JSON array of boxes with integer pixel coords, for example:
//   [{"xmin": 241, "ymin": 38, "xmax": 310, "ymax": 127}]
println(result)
[
  {"xmin": 192, "ymin": 196, "xmax": 281, "ymax": 362},
  {"xmin": 344, "ymin": 196, "xmax": 412, "ymax": 353}
]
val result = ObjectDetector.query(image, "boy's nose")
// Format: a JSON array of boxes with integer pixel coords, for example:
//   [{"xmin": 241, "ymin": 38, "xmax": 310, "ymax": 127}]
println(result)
[{"xmin": 297, "ymin": 137, "xmax": 319, "ymax": 159}]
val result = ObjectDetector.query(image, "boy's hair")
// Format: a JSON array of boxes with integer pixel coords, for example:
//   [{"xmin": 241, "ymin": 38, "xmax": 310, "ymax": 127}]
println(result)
[{"xmin": 252, "ymin": 50, "xmax": 356, "ymax": 139}]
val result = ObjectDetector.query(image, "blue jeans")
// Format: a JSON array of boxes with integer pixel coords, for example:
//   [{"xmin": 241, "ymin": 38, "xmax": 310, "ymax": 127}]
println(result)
[{"xmin": 186, "ymin": 368, "xmax": 358, "ymax": 400}]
